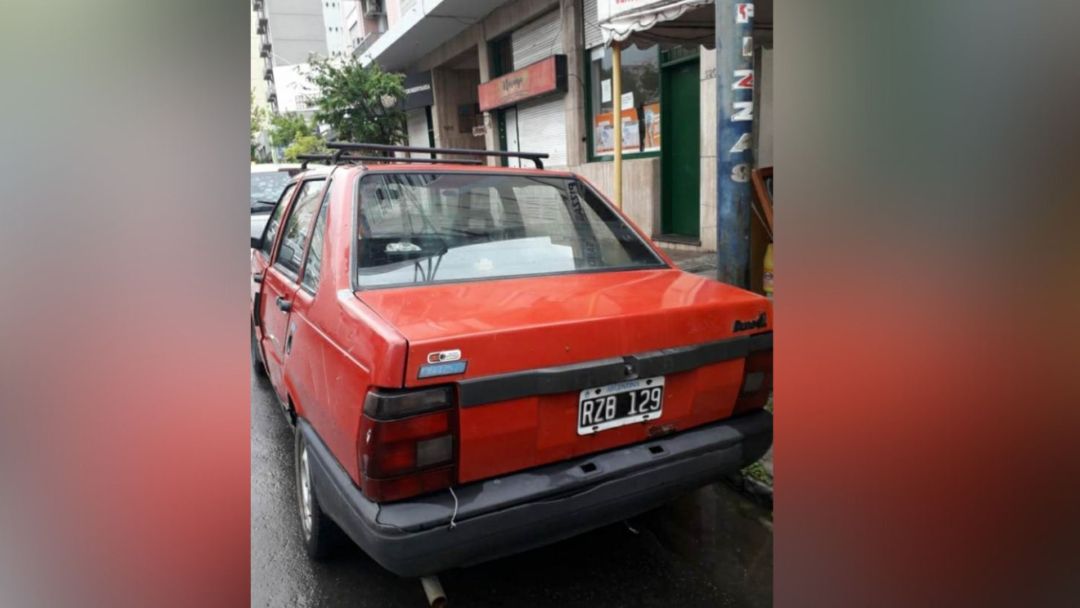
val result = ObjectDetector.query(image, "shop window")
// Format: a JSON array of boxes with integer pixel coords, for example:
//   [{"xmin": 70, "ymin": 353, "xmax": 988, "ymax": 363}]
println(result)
[
  {"xmin": 489, "ymin": 36, "xmax": 513, "ymax": 78},
  {"xmin": 588, "ymin": 45, "xmax": 661, "ymax": 158}
]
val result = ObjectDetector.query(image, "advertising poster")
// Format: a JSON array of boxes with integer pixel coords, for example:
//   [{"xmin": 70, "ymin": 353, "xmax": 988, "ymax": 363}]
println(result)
[
  {"xmin": 594, "ymin": 104, "xmax": 661, "ymax": 155},
  {"xmin": 643, "ymin": 102, "xmax": 661, "ymax": 150},
  {"xmin": 594, "ymin": 109, "xmax": 641, "ymax": 155}
]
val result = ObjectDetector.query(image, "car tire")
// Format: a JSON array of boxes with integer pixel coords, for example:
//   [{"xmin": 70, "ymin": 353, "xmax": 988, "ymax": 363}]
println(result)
[
  {"xmin": 251, "ymin": 323, "xmax": 267, "ymax": 377},
  {"xmin": 295, "ymin": 427, "xmax": 341, "ymax": 560}
]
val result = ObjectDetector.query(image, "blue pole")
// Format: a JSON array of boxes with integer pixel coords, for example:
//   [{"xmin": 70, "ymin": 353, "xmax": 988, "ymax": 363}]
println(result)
[{"xmin": 715, "ymin": 1, "xmax": 755, "ymax": 287}]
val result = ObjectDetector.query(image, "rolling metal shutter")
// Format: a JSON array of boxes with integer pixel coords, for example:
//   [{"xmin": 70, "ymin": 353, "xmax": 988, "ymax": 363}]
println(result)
[
  {"xmin": 511, "ymin": 10, "xmax": 562, "ymax": 70},
  {"xmin": 515, "ymin": 97, "xmax": 567, "ymax": 168},
  {"xmin": 584, "ymin": 0, "xmax": 603, "ymax": 50},
  {"xmin": 508, "ymin": 10, "xmax": 566, "ymax": 167},
  {"xmin": 406, "ymin": 108, "xmax": 429, "ymax": 153}
]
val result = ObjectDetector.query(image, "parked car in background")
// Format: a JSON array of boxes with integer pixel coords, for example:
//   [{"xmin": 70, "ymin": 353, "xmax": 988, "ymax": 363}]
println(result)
[
  {"xmin": 250, "ymin": 144, "xmax": 773, "ymax": 578},
  {"xmin": 251, "ymin": 164, "xmax": 300, "ymax": 243}
]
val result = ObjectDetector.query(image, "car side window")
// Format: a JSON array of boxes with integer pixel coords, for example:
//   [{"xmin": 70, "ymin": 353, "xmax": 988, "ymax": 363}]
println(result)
[
  {"xmin": 260, "ymin": 183, "xmax": 296, "ymax": 258},
  {"xmin": 273, "ymin": 179, "xmax": 326, "ymax": 278},
  {"xmin": 299, "ymin": 187, "xmax": 331, "ymax": 293}
]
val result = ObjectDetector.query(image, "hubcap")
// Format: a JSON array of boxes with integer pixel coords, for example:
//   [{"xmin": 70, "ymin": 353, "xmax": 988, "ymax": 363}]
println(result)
[{"xmin": 298, "ymin": 444, "xmax": 313, "ymax": 538}]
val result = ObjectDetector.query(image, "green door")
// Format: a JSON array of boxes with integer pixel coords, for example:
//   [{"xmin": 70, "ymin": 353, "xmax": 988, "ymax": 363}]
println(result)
[{"xmin": 661, "ymin": 59, "xmax": 701, "ymax": 237}]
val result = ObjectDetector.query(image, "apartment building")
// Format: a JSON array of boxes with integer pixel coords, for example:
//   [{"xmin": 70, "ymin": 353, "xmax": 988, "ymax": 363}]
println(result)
[{"xmin": 254, "ymin": 0, "xmax": 334, "ymax": 114}]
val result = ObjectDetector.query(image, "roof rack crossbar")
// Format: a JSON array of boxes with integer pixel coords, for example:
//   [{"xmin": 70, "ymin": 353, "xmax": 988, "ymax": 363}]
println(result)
[
  {"xmin": 296, "ymin": 154, "xmax": 334, "ymax": 170},
  {"xmin": 326, "ymin": 141, "xmax": 550, "ymax": 169},
  {"xmin": 338, "ymin": 155, "xmax": 485, "ymax": 166},
  {"xmin": 294, "ymin": 153, "xmax": 485, "ymax": 169}
]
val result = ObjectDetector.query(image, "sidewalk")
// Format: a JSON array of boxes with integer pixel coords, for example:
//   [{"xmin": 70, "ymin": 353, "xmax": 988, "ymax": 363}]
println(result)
[
  {"xmin": 664, "ymin": 246, "xmax": 775, "ymax": 501},
  {"xmin": 661, "ymin": 247, "xmax": 720, "ymax": 277}
]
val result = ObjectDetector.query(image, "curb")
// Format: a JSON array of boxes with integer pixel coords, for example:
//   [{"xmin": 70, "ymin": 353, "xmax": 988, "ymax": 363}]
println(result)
[{"xmin": 724, "ymin": 473, "xmax": 773, "ymax": 511}]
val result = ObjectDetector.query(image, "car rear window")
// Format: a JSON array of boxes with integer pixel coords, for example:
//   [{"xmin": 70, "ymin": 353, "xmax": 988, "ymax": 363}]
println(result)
[{"xmin": 355, "ymin": 172, "xmax": 665, "ymax": 288}]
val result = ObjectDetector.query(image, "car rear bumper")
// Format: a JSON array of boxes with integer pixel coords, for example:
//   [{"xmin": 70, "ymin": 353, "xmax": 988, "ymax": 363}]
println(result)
[{"xmin": 300, "ymin": 409, "xmax": 772, "ymax": 577}]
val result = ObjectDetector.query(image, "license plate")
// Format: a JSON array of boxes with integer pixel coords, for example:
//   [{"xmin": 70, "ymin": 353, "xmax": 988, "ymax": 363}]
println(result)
[{"xmin": 577, "ymin": 376, "xmax": 665, "ymax": 435}]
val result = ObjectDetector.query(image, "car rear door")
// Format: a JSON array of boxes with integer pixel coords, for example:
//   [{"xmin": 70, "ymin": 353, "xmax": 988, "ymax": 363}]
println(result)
[
  {"xmin": 252, "ymin": 182, "xmax": 296, "ymax": 323},
  {"xmin": 258, "ymin": 178, "xmax": 327, "ymax": 399}
]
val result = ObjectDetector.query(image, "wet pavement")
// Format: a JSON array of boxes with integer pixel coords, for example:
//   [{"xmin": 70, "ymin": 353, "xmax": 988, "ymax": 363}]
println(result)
[{"xmin": 252, "ymin": 371, "xmax": 773, "ymax": 608}]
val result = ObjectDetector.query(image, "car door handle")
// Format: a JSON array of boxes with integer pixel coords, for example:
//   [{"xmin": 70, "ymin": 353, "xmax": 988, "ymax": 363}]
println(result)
[
  {"xmin": 253, "ymin": 273, "xmax": 263, "ymax": 284},
  {"xmin": 276, "ymin": 297, "xmax": 292, "ymax": 312}
]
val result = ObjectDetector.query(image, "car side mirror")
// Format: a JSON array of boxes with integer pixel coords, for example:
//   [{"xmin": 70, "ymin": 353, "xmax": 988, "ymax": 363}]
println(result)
[{"xmin": 251, "ymin": 235, "xmax": 262, "ymax": 249}]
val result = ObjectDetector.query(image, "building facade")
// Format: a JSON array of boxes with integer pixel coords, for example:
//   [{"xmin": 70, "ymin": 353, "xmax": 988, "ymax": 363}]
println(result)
[
  {"xmin": 356, "ymin": 0, "xmax": 772, "ymax": 253},
  {"xmin": 254, "ymin": 0, "xmax": 336, "ymax": 114}
]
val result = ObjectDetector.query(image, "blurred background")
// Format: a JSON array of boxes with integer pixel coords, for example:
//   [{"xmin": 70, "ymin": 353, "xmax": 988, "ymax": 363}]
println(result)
[{"xmin": 0, "ymin": 1, "xmax": 1078, "ymax": 606}]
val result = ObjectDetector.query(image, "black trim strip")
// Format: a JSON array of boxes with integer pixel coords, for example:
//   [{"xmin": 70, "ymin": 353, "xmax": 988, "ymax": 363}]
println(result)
[{"xmin": 457, "ymin": 331, "xmax": 772, "ymax": 407}]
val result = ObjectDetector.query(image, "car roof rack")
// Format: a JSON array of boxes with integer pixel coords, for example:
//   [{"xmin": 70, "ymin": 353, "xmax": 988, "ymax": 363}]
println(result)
[
  {"xmin": 295, "ymin": 152, "xmax": 484, "ymax": 170},
  {"xmin": 326, "ymin": 141, "xmax": 550, "ymax": 169}
]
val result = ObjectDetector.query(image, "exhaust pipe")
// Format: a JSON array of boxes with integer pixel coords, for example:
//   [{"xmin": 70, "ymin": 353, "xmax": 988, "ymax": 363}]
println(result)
[{"xmin": 420, "ymin": 576, "xmax": 446, "ymax": 607}]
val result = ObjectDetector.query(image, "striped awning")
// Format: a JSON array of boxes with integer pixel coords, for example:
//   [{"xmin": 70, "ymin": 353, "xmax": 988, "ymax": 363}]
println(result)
[{"xmin": 598, "ymin": 0, "xmax": 716, "ymax": 48}]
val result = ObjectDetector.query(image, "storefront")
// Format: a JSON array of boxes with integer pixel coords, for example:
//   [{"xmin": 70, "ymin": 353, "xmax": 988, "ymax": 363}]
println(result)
[
  {"xmin": 402, "ymin": 71, "xmax": 435, "ymax": 153},
  {"xmin": 485, "ymin": 9, "xmax": 570, "ymax": 167},
  {"xmin": 365, "ymin": 0, "xmax": 771, "ymax": 255}
]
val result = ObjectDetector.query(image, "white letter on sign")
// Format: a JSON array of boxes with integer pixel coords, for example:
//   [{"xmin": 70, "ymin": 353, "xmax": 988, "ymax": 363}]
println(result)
[
  {"xmin": 736, "ymin": 3, "xmax": 755, "ymax": 24},
  {"xmin": 729, "ymin": 132, "xmax": 752, "ymax": 154},
  {"xmin": 731, "ymin": 164, "xmax": 750, "ymax": 183},
  {"xmin": 733, "ymin": 69, "xmax": 754, "ymax": 90},
  {"xmin": 732, "ymin": 101, "xmax": 753, "ymax": 121}
]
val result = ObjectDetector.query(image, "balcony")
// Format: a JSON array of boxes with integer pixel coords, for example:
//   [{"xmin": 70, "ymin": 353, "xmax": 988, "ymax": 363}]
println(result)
[
  {"xmin": 353, "ymin": 32, "xmax": 379, "ymax": 56},
  {"xmin": 358, "ymin": 0, "xmax": 512, "ymax": 70},
  {"xmin": 256, "ymin": 18, "xmax": 268, "ymax": 35},
  {"xmin": 260, "ymin": 42, "xmax": 271, "ymax": 58}
]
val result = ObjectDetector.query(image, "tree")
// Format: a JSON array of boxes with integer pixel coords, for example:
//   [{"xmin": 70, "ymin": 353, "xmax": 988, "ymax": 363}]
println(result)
[
  {"xmin": 307, "ymin": 56, "xmax": 407, "ymax": 145},
  {"xmin": 251, "ymin": 90, "xmax": 270, "ymax": 161},
  {"xmin": 284, "ymin": 134, "xmax": 327, "ymax": 161},
  {"xmin": 268, "ymin": 112, "xmax": 313, "ymax": 149}
]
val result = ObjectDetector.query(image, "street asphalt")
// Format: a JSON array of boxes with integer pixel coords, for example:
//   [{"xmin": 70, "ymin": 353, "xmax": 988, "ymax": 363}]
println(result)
[{"xmin": 252, "ymin": 369, "xmax": 773, "ymax": 608}]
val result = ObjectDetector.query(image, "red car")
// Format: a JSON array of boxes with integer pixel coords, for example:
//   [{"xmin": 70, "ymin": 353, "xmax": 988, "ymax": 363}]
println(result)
[{"xmin": 250, "ymin": 144, "xmax": 773, "ymax": 578}]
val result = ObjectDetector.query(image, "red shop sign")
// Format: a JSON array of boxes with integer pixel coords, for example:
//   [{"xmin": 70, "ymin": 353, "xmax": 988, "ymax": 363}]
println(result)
[{"xmin": 478, "ymin": 55, "xmax": 568, "ymax": 112}]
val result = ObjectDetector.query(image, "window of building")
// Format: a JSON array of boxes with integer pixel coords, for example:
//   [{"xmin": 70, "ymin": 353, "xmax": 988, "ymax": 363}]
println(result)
[
  {"xmin": 587, "ymin": 45, "xmax": 661, "ymax": 159},
  {"xmin": 489, "ymin": 36, "xmax": 513, "ymax": 78}
]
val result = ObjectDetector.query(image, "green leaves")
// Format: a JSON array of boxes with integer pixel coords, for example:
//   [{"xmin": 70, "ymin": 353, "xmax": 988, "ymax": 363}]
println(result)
[
  {"xmin": 283, "ymin": 134, "xmax": 327, "ymax": 162},
  {"xmin": 307, "ymin": 57, "xmax": 407, "ymax": 145},
  {"xmin": 268, "ymin": 113, "xmax": 313, "ymax": 149}
]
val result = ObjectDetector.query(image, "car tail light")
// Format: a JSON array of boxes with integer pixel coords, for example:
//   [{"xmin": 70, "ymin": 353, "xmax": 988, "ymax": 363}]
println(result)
[
  {"xmin": 733, "ymin": 338, "xmax": 773, "ymax": 414},
  {"xmin": 358, "ymin": 386, "xmax": 456, "ymax": 502}
]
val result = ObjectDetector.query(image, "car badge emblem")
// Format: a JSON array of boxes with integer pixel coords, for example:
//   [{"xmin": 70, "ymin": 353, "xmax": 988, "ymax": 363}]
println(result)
[
  {"xmin": 418, "ymin": 360, "xmax": 468, "ymax": 379},
  {"xmin": 732, "ymin": 312, "xmax": 767, "ymax": 332}
]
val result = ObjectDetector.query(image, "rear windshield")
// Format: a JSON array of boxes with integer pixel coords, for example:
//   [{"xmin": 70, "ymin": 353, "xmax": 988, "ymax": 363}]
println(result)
[{"xmin": 355, "ymin": 172, "xmax": 665, "ymax": 288}]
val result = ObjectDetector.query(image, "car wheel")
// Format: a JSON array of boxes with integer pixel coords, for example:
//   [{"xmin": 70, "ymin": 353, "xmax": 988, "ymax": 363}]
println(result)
[
  {"xmin": 295, "ymin": 428, "xmax": 341, "ymax": 560},
  {"xmin": 251, "ymin": 324, "xmax": 267, "ymax": 377}
]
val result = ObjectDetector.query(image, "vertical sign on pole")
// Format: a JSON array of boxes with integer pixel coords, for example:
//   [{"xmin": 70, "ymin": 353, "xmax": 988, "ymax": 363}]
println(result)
[{"xmin": 716, "ymin": 1, "xmax": 755, "ymax": 286}]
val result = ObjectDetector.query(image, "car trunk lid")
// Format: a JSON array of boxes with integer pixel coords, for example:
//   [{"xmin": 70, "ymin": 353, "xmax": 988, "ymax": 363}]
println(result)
[{"xmin": 357, "ymin": 268, "xmax": 771, "ymax": 484}]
